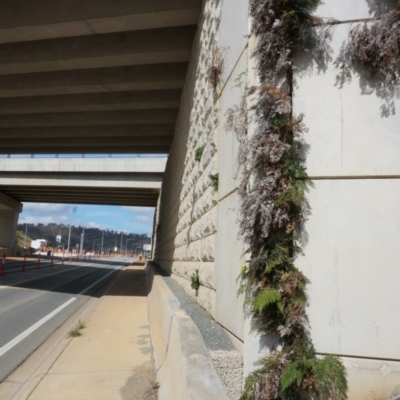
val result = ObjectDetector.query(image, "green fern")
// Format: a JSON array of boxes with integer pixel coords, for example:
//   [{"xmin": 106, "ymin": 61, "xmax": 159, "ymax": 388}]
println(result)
[
  {"xmin": 313, "ymin": 355, "xmax": 348, "ymax": 400},
  {"xmin": 280, "ymin": 361, "xmax": 305, "ymax": 391},
  {"xmin": 266, "ymin": 244, "xmax": 293, "ymax": 273},
  {"xmin": 253, "ymin": 287, "xmax": 283, "ymax": 314},
  {"xmin": 240, "ymin": 368, "xmax": 267, "ymax": 400}
]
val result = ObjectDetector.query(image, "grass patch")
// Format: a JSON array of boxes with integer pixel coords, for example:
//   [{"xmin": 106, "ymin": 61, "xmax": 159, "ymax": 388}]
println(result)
[
  {"xmin": 68, "ymin": 320, "xmax": 86, "ymax": 338},
  {"xmin": 149, "ymin": 380, "xmax": 160, "ymax": 390}
]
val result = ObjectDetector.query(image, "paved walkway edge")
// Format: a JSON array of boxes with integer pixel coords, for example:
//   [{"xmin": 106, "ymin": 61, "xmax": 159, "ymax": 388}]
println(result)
[{"xmin": 145, "ymin": 261, "xmax": 229, "ymax": 400}]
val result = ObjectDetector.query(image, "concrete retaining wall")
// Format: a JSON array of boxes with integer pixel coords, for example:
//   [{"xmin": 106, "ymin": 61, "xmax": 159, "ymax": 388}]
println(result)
[
  {"xmin": 145, "ymin": 262, "xmax": 229, "ymax": 400},
  {"xmin": 152, "ymin": 0, "xmax": 222, "ymax": 318},
  {"xmin": 152, "ymin": 0, "xmax": 400, "ymax": 397}
]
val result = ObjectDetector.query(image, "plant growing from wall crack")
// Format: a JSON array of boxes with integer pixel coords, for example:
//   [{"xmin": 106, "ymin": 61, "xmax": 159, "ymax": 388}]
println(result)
[
  {"xmin": 207, "ymin": 46, "xmax": 224, "ymax": 89},
  {"xmin": 209, "ymin": 173, "xmax": 219, "ymax": 191},
  {"xmin": 227, "ymin": 1, "xmax": 348, "ymax": 399},
  {"xmin": 191, "ymin": 268, "xmax": 200, "ymax": 292},
  {"xmin": 195, "ymin": 146, "xmax": 204, "ymax": 162}
]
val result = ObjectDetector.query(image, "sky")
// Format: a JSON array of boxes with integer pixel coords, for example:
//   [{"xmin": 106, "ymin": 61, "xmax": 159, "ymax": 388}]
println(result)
[{"xmin": 18, "ymin": 203, "xmax": 155, "ymax": 236}]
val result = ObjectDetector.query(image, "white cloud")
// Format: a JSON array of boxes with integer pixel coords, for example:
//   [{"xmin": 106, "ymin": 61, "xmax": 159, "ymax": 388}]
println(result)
[
  {"xmin": 87, "ymin": 221, "xmax": 102, "ymax": 229},
  {"xmin": 23, "ymin": 203, "xmax": 72, "ymax": 215},
  {"xmin": 136, "ymin": 214, "xmax": 153, "ymax": 222},
  {"xmin": 122, "ymin": 206, "xmax": 155, "ymax": 214}
]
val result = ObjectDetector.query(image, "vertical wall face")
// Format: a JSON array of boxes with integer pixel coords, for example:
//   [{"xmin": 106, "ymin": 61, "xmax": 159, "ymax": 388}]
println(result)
[
  {"xmin": 214, "ymin": 0, "xmax": 249, "ymax": 344},
  {"xmin": 0, "ymin": 192, "xmax": 23, "ymax": 251},
  {"xmin": 154, "ymin": 0, "xmax": 400, "ymax": 397},
  {"xmin": 294, "ymin": 1, "xmax": 400, "ymax": 398},
  {"xmin": 154, "ymin": 0, "xmax": 223, "ymax": 317},
  {"xmin": 153, "ymin": 0, "xmax": 249, "ymax": 333}
]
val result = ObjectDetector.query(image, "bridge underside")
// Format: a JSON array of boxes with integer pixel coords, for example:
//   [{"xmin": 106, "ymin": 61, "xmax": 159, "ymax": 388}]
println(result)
[
  {"xmin": 0, "ymin": 185, "xmax": 159, "ymax": 207},
  {"xmin": 0, "ymin": 158, "xmax": 165, "ymax": 207},
  {"xmin": 0, "ymin": 0, "xmax": 201, "ymax": 154},
  {"xmin": 0, "ymin": 1, "xmax": 199, "ymax": 251}
]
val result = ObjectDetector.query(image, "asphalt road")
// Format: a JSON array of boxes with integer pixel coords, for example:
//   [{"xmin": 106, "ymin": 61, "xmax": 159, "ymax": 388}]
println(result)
[{"xmin": 0, "ymin": 256, "xmax": 134, "ymax": 383}]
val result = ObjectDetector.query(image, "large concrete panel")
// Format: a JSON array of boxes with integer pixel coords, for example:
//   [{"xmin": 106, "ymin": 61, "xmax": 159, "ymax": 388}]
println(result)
[
  {"xmin": 218, "ymin": 50, "xmax": 247, "ymax": 199},
  {"xmin": 215, "ymin": 190, "xmax": 245, "ymax": 341},
  {"xmin": 343, "ymin": 356, "xmax": 400, "ymax": 400},
  {"xmin": 219, "ymin": 0, "xmax": 249, "ymax": 87},
  {"xmin": 294, "ymin": 23, "xmax": 400, "ymax": 178},
  {"xmin": 296, "ymin": 179, "xmax": 400, "ymax": 360}
]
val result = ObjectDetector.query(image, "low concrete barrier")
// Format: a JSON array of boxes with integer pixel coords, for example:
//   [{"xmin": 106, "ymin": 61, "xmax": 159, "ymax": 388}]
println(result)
[{"xmin": 146, "ymin": 261, "xmax": 230, "ymax": 400}]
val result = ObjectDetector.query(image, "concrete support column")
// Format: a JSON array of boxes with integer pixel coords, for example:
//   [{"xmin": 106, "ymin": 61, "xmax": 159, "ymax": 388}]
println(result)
[{"xmin": 0, "ymin": 192, "xmax": 23, "ymax": 253}]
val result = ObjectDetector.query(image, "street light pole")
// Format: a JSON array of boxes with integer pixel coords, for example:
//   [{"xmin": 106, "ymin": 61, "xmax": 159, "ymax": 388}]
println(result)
[
  {"xmin": 93, "ymin": 238, "xmax": 101, "ymax": 253},
  {"xmin": 23, "ymin": 223, "xmax": 29, "ymax": 248},
  {"xmin": 67, "ymin": 224, "xmax": 72, "ymax": 253},
  {"xmin": 125, "ymin": 238, "xmax": 136, "ymax": 255},
  {"xmin": 100, "ymin": 230, "xmax": 104, "ymax": 255},
  {"xmin": 67, "ymin": 206, "xmax": 76, "ymax": 253},
  {"xmin": 80, "ymin": 214, "xmax": 101, "ymax": 255},
  {"xmin": 80, "ymin": 227, "xmax": 84, "ymax": 254}
]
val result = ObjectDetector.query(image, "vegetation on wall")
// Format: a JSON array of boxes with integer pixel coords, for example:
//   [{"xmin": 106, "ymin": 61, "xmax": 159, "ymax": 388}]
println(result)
[
  {"xmin": 227, "ymin": 1, "xmax": 349, "ymax": 399},
  {"xmin": 207, "ymin": 47, "xmax": 224, "ymax": 89},
  {"xmin": 209, "ymin": 173, "xmax": 219, "ymax": 191},
  {"xmin": 190, "ymin": 268, "xmax": 200, "ymax": 292},
  {"xmin": 335, "ymin": 1, "xmax": 400, "ymax": 116},
  {"xmin": 195, "ymin": 146, "xmax": 204, "ymax": 162}
]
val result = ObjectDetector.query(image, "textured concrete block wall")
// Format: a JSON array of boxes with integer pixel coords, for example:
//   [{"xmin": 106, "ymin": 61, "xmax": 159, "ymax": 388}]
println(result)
[{"xmin": 153, "ymin": 0, "xmax": 222, "ymax": 317}]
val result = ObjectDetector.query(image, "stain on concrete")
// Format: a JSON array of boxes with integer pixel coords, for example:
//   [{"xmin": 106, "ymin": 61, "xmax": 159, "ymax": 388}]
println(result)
[{"xmin": 120, "ymin": 361, "xmax": 158, "ymax": 400}]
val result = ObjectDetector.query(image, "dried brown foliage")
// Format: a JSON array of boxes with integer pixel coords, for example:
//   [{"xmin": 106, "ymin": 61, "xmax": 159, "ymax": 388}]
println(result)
[
  {"xmin": 207, "ymin": 47, "xmax": 224, "ymax": 88},
  {"xmin": 233, "ymin": 1, "xmax": 348, "ymax": 399},
  {"xmin": 336, "ymin": 2, "xmax": 400, "ymax": 115},
  {"xmin": 249, "ymin": 0, "xmax": 332, "ymax": 85}
]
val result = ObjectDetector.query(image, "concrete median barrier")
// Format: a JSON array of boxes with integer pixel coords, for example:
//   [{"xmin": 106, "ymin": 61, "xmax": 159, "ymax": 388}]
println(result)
[{"xmin": 146, "ymin": 261, "xmax": 230, "ymax": 400}]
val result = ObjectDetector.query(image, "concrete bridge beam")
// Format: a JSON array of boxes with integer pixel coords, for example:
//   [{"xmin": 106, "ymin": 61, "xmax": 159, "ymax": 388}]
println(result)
[
  {"xmin": 0, "ymin": 125, "xmax": 175, "ymax": 139},
  {"xmin": 0, "ymin": 63, "xmax": 188, "ymax": 98},
  {"xmin": 0, "ymin": 89, "xmax": 182, "ymax": 114},
  {"xmin": 0, "ymin": 26, "xmax": 196, "ymax": 75},
  {"xmin": 0, "ymin": 0, "xmax": 202, "ymax": 44}
]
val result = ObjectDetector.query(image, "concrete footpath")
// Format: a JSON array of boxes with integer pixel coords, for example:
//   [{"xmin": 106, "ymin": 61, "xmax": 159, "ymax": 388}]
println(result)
[{"xmin": 0, "ymin": 265, "xmax": 158, "ymax": 400}]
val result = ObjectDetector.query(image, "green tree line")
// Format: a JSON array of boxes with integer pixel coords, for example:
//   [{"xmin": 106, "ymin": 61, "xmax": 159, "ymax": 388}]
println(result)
[{"xmin": 17, "ymin": 223, "xmax": 150, "ymax": 253}]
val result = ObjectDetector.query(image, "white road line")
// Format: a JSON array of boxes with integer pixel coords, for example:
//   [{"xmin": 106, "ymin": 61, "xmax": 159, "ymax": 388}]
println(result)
[
  {"xmin": 79, "ymin": 265, "xmax": 123, "ymax": 295},
  {"xmin": 0, "ymin": 266, "xmax": 82, "ymax": 290},
  {"xmin": 0, "ymin": 297, "xmax": 77, "ymax": 357},
  {"xmin": 0, "ymin": 264, "xmax": 123, "ymax": 357}
]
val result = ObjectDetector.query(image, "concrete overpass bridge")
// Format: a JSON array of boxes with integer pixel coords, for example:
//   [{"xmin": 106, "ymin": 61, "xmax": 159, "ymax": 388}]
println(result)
[
  {"xmin": 0, "ymin": 0, "xmax": 202, "ymax": 251},
  {"xmin": 0, "ymin": 157, "xmax": 166, "ymax": 250}
]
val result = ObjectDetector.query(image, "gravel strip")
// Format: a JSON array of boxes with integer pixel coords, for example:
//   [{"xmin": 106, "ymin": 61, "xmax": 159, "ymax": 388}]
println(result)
[{"xmin": 154, "ymin": 269, "xmax": 235, "ymax": 352}]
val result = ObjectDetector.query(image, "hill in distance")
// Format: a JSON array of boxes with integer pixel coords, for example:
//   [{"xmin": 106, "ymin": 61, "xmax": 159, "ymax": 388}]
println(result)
[{"xmin": 16, "ymin": 223, "xmax": 150, "ymax": 253}]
